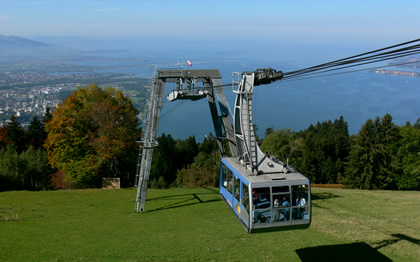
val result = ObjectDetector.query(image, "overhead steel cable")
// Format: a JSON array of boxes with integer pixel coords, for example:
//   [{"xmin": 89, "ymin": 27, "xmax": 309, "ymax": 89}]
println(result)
[
  {"xmin": 159, "ymin": 100, "xmax": 188, "ymax": 119},
  {"xmin": 283, "ymin": 39, "xmax": 420, "ymax": 79},
  {"xmin": 280, "ymin": 60, "xmax": 420, "ymax": 83},
  {"xmin": 283, "ymin": 39, "xmax": 420, "ymax": 76},
  {"xmin": 284, "ymin": 45, "xmax": 418, "ymax": 78},
  {"xmin": 282, "ymin": 50, "xmax": 420, "ymax": 81},
  {"xmin": 284, "ymin": 47, "xmax": 420, "ymax": 77},
  {"xmin": 283, "ymin": 47, "xmax": 420, "ymax": 80}
]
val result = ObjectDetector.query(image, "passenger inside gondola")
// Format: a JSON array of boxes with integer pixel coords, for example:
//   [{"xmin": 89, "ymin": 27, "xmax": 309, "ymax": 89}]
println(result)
[
  {"xmin": 273, "ymin": 198, "xmax": 280, "ymax": 221},
  {"xmin": 296, "ymin": 195, "xmax": 306, "ymax": 219},
  {"xmin": 281, "ymin": 196, "xmax": 290, "ymax": 221},
  {"xmin": 252, "ymin": 188, "xmax": 271, "ymax": 223},
  {"xmin": 292, "ymin": 185, "xmax": 309, "ymax": 220}
]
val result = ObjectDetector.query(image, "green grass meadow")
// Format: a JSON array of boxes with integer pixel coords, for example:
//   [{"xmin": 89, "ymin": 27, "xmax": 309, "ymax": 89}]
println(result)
[{"xmin": 1, "ymin": 187, "xmax": 419, "ymax": 261}]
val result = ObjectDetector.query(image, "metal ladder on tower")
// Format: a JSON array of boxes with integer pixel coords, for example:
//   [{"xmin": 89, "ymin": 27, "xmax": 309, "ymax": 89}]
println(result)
[
  {"xmin": 135, "ymin": 76, "xmax": 165, "ymax": 212},
  {"xmin": 233, "ymin": 72, "xmax": 261, "ymax": 173}
]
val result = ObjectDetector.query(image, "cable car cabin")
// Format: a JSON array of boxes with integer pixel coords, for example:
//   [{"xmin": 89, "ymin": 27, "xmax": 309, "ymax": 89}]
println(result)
[{"xmin": 219, "ymin": 157, "xmax": 311, "ymax": 233}]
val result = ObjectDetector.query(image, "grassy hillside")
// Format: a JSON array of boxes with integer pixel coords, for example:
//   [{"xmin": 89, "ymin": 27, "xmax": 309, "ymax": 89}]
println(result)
[{"xmin": 0, "ymin": 187, "xmax": 419, "ymax": 261}]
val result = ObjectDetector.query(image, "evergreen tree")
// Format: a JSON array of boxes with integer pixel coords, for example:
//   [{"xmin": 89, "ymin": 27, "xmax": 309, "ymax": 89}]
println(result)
[
  {"xmin": 176, "ymin": 136, "xmax": 198, "ymax": 170},
  {"xmin": 27, "ymin": 116, "xmax": 46, "ymax": 149},
  {"xmin": 413, "ymin": 118, "xmax": 420, "ymax": 129},
  {"xmin": 298, "ymin": 116, "xmax": 350, "ymax": 183},
  {"xmin": 43, "ymin": 107, "xmax": 53, "ymax": 125},
  {"xmin": 20, "ymin": 147, "xmax": 51, "ymax": 190},
  {"xmin": 0, "ymin": 146, "xmax": 22, "ymax": 191},
  {"xmin": 265, "ymin": 126, "xmax": 274, "ymax": 137},
  {"xmin": 150, "ymin": 133, "xmax": 178, "ymax": 186},
  {"xmin": 199, "ymin": 133, "xmax": 218, "ymax": 155},
  {"xmin": 6, "ymin": 115, "xmax": 26, "ymax": 153},
  {"xmin": 344, "ymin": 114, "xmax": 400, "ymax": 189},
  {"xmin": 395, "ymin": 122, "xmax": 420, "ymax": 190}
]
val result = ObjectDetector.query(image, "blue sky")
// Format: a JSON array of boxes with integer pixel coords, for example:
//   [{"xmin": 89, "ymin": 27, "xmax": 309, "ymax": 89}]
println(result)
[{"xmin": 1, "ymin": 0, "xmax": 419, "ymax": 45}]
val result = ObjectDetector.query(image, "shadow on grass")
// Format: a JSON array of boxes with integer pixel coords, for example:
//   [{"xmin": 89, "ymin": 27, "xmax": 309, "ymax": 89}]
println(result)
[
  {"xmin": 311, "ymin": 191, "xmax": 343, "ymax": 208},
  {"xmin": 311, "ymin": 192, "xmax": 342, "ymax": 201},
  {"xmin": 373, "ymin": 233, "xmax": 420, "ymax": 249},
  {"xmin": 297, "ymin": 234, "xmax": 419, "ymax": 262},
  {"xmin": 296, "ymin": 242, "xmax": 392, "ymax": 262},
  {"xmin": 392, "ymin": 233, "xmax": 420, "ymax": 245},
  {"xmin": 145, "ymin": 187, "xmax": 222, "ymax": 212}
]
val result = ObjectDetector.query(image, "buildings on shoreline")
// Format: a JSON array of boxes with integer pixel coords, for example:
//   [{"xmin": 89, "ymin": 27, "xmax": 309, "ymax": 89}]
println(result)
[{"xmin": 0, "ymin": 84, "xmax": 77, "ymax": 127}]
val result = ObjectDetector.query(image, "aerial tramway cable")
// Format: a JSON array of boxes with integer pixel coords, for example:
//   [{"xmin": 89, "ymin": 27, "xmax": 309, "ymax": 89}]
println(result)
[
  {"xmin": 282, "ymin": 54, "xmax": 420, "ymax": 82},
  {"xmin": 282, "ymin": 39, "xmax": 420, "ymax": 80},
  {"xmin": 157, "ymin": 39, "xmax": 420, "ymax": 117},
  {"xmin": 284, "ymin": 39, "xmax": 420, "ymax": 76},
  {"xmin": 280, "ymin": 60, "xmax": 420, "ymax": 83},
  {"xmin": 159, "ymin": 100, "xmax": 188, "ymax": 119}
]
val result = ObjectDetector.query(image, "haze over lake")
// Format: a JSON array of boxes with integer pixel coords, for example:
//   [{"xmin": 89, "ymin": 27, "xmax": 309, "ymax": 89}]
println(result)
[{"xmin": 67, "ymin": 45, "xmax": 419, "ymax": 141}]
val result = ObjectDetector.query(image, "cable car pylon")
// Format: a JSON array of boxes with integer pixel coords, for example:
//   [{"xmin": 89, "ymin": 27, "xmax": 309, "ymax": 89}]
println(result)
[{"xmin": 135, "ymin": 69, "xmax": 236, "ymax": 212}]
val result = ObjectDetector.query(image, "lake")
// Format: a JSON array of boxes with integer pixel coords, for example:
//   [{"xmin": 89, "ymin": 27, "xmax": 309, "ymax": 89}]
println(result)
[
  {"xmin": 156, "ymin": 62, "xmax": 420, "ymax": 140},
  {"xmin": 70, "ymin": 50, "xmax": 420, "ymax": 140}
]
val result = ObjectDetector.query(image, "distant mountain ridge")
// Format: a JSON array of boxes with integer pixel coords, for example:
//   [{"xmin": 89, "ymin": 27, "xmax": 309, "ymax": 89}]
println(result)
[{"xmin": 0, "ymin": 35, "xmax": 48, "ymax": 47}]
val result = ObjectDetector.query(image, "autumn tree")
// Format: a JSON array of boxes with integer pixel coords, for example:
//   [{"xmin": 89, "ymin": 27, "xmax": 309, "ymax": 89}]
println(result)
[
  {"xmin": 44, "ymin": 84, "xmax": 139, "ymax": 187},
  {"xmin": 0, "ymin": 126, "xmax": 12, "ymax": 149}
]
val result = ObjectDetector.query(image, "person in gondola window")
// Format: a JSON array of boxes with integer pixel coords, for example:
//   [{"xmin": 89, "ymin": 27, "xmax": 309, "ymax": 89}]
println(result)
[
  {"xmin": 274, "ymin": 198, "xmax": 280, "ymax": 221},
  {"xmin": 281, "ymin": 196, "xmax": 290, "ymax": 221},
  {"xmin": 296, "ymin": 195, "xmax": 306, "ymax": 219}
]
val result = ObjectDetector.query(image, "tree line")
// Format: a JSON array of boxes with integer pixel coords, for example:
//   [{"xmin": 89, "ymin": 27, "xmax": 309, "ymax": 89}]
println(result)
[
  {"xmin": 150, "ymin": 115, "xmax": 419, "ymax": 191},
  {"xmin": 0, "ymin": 113, "xmax": 53, "ymax": 191},
  {"xmin": 260, "ymin": 115, "xmax": 420, "ymax": 190},
  {"xmin": 0, "ymin": 84, "xmax": 418, "ymax": 191}
]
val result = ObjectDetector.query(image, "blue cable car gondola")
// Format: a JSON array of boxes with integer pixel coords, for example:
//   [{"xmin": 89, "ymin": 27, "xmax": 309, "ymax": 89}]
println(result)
[{"xmin": 219, "ymin": 157, "xmax": 311, "ymax": 233}]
